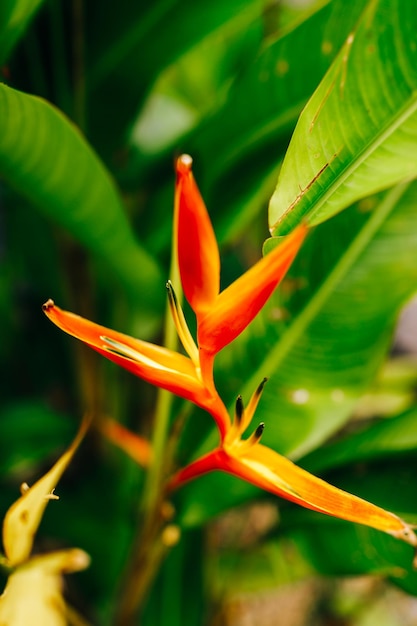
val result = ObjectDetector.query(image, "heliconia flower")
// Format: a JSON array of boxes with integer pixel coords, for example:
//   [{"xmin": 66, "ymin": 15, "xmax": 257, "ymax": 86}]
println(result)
[
  {"xmin": 43, "ymin": 155, "xmax": 306, "ymax": 440},
  {"xmin": 169, "ymin": 381, "xmax": 417, "ymax": 554}
]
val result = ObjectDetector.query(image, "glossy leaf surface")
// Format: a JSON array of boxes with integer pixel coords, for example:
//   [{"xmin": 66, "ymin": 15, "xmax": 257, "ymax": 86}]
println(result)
[
  {"xmin": 269, "ymin": 0, "xmax": 417, "ymax": 233},
  {"xmin": 0, "ymin": 84, "xmax": 162, "ymax": 309}
]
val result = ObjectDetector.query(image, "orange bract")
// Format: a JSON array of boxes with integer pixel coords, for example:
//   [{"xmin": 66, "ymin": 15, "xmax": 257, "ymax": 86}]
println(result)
[
  {"xmin": 175, "ymin": 154, "xmax": 307, "ymax": 357},
  {"xmin": 170, "ymin": 386, "xmax": 417, "ymax": 552}
]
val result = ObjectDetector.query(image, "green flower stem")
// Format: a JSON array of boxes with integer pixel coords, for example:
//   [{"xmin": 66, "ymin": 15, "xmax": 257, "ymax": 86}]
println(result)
[
  {"xmin": 114, "ymin": 243, "xmax": 183, "ymax": 625},
  {"xmin": 141, "ymin": 252, "xmax": 180, "ymax": 516}
]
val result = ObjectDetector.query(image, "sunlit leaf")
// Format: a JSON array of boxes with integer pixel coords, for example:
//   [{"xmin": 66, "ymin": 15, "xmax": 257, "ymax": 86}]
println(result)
[
  {"xmin": 2, "ymin": 416, "xmax": 89, "ymax": 566},
  {"xmin": 269, "ymin": 0, "xmax": 417, "ymax": 233}
]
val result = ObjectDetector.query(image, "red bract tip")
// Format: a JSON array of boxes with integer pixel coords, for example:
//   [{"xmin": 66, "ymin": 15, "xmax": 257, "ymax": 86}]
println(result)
[
  {"xmin": 175, "ymin": 154, "xmax": 220, "ymax": 314},
  {"xmin": 176, "ymin": 154, "xmax": 193, "ymax": 174}
]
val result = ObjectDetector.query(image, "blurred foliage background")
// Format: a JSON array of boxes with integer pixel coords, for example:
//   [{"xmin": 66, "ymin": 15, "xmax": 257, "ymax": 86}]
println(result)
[{"xmin": 1, "ymin": 0, "xmax": 417, "ymax": 624}]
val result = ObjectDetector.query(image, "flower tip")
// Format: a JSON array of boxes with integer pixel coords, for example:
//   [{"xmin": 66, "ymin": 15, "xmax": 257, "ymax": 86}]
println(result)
[
  {"xmin": 255, "ymin": 422, "xmax": 265, "ymax": 439},
  {"xmin": 176, "ymin": 154, "xmax": 193, "ymax": 175},
  {"xmin": 235, "ymin": 395, "xmax": 244, "ymax": 424},
  {"xmin": 42, "ymin": 298, "xmax": 55, "ymax": 311}
]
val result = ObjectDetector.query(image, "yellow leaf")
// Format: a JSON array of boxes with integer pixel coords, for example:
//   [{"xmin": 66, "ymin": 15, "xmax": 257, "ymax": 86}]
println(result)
[
  {"xmin": 2, "ymin": 416, "xmax": 90, "ymax": 567},
  {"xmin": 0, "ymin": 549, "xmax": 89, "ymax": 626}
]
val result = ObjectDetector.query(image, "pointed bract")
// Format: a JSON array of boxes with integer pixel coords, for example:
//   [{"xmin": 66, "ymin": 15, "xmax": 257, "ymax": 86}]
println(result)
[
  {"xmin": 3, "ymin": 415, "xmax": 90, "ymax": 566},
  {"xmin": 170, "ymin": 383, "xmax": 417, "ymax": 554},
  {"xmin": 42, "ymin": 301, "xmax": 231, "ymax": 438},
  {"xmin": 198, "ymin": 224, "xmax": 307, "ymax": 354},
  {"xmin": 169, "ymin": 443, "xmax": 417, "ymax": 549},
  {"xmin": 43, "ymin": 157, "xmax": 305, "ymax": 442},
  {"xmin": 42, "ymin": 300, "xmax": 206, "ymax": 406},
  {"xmin": 175, "ymin": 154, "xmax": 220, "ymax": 314}
]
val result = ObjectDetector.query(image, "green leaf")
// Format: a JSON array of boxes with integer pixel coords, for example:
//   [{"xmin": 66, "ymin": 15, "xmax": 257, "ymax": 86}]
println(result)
[
  {"xmin": 303, "ymin": 406, "xmax": 417, "ymax": 475},
  {"xmin": 269, "ymin": 0, "xmax": 417, "ymax": 234},
  {"xmin": 0, "ymin": 84, "xmax": 162, "ymax": 312},
  {"xmin": 209, "ymin": 535, "xmax": 312, "ymax": 597},
  {"xmin": 0, "ymin": 0, "xmax": 45, "ymax": 63}
]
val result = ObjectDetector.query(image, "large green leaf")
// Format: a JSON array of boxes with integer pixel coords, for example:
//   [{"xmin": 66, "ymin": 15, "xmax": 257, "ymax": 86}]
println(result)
[
  {"xmin": 269, "ymin": 0, "xmax": 417, "ymax": 234},
  {"xmin": 177, "ymin": 181, "xmax": 417, "ymax": 526},
  {"xmin": 0, "ymin": 84, "xmax": 162, "ymax": 312},
  {"xmin": 0, "ymin": 0, "xmax": 45, "ymax": 64}
]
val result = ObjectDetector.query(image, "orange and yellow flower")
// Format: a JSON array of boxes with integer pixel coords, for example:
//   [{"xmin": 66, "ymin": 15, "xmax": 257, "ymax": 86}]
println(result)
[{"xmin": 43, "ymin": 155, "xmax": 417, "ymax": 555}]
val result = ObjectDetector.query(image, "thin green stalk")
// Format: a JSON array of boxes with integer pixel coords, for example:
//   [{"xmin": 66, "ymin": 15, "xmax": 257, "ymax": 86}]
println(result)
[
  {"xmin": 114, "ymin": 231, "xmax": 184, "ymax": 625},
  {"xmin": 140, "ymin": 255, "xmax": 180, "ymax": 516}
]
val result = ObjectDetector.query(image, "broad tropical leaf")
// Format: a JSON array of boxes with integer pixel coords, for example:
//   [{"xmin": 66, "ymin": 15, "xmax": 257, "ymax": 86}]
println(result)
[
  {"xmin": 0, "ymin": 84, "xmax": 162, "ymax": 311},
  {"xmin": 269, "ymin": 0, "xmax": 417, "ymax": 233}
]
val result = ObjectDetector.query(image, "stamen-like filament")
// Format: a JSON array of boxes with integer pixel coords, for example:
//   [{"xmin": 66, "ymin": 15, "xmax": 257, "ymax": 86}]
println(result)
[
  {"xmin": 101, "ymin": 336, "xmax": 176, "ymax": 373},
  {"xmin": 166, "ymin": 281, "xmax": 200, "ymax": 368},
  {"xmin": 227, "ymin": 395, "xmax": 245, "ymax": 443},
  {"xmin": 242, "ymin": 378, "xmax": 268, "ymax": 434},
  {"xmin": 235, "ymin": 395, "xmax": 244, "ymax": 426},
  {"xmin": 226, "ymin": 417, "xmax": 266, "ymax": 456},
  {"xmin": 227, "ymin": 379, "xmax": 269, "ymax": 446}
]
